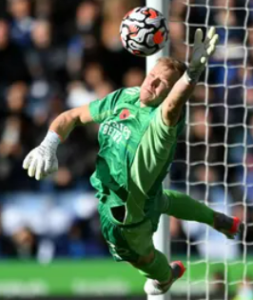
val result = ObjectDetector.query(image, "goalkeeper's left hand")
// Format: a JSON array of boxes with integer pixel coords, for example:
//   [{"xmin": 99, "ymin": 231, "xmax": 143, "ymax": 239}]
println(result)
[{"xmin": 186, "ymin": 27, "xmax": 219, "ymax": 83}]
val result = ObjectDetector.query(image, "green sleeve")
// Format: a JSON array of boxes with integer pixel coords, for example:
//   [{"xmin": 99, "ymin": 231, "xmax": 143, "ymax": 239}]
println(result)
[
  {"xmin": 129, "ymin": 106, "xmax": 183, "ymax": 198},
  {"xmin": 89, "ymin": 89, "xmax": 123, "ymax": 123}
]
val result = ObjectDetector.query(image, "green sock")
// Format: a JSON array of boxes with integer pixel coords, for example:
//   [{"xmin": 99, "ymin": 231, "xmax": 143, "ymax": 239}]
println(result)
[
  {"xmin": 162, "ymin": 189, "xmax": 214, "ymax": 226},
  {"xmin": 137, "ymin": 250, "xmax": 171, "ymax": 282}
]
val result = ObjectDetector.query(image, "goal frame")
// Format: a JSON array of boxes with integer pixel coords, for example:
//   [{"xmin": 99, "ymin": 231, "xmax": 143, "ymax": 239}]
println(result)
[{"xmin": 146, "ymin": 1, "xmax": 170, "ymax": 300}]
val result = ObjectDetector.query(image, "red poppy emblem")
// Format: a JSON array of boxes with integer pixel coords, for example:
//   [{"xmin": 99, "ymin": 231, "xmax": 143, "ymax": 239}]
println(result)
[{"xmin": 120, "ymin": 109, "xmax": 130, "ymax": 120}]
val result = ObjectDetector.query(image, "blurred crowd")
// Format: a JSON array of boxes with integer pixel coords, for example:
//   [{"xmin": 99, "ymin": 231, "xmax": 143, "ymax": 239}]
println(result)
[{"xmin": 0, "ymin": 0, "xmax": 253, "ymax": 262}]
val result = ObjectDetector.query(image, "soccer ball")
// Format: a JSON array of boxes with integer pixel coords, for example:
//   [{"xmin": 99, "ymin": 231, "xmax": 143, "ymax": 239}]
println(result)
[{"xmin": 120, "ymin": 7, "xmax": 169, "ymax": 57}]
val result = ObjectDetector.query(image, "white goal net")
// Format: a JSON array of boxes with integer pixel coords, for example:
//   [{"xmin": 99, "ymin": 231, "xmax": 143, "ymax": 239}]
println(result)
[{"xmin": 168, "ymin": 0, "xmax": 253, "ymax": 299}]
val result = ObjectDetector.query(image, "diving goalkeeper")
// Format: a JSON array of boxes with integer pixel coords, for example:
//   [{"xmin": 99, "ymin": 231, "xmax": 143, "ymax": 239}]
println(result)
[{"xmin": 23, "ymin": 28, "xmax": 241, "ymax": 296}]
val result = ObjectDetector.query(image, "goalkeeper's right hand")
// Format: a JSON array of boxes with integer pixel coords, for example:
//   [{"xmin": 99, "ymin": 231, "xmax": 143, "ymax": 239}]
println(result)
[
  {"xmin": 23, "ymin": 131, "xmax": 61, "ymax": 181},
  {"xmin": 186, "ymin": 27, "xmax": 219, "ymax": 83}
]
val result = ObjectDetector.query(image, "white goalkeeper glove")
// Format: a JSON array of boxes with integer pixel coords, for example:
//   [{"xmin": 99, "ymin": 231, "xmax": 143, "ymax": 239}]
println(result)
[
  {"xmin": 185, "ymin": 27, "xmax": 219, "ymax": 84},
  {"xmin": 23, "ymin": 131, "xmax": 61, "ymax": 181}
]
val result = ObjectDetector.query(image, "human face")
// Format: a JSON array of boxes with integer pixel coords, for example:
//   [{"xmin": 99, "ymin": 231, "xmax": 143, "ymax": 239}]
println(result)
[{"xmin": 140, "ymin": 63, "xmax": 180, "ymax": 106}]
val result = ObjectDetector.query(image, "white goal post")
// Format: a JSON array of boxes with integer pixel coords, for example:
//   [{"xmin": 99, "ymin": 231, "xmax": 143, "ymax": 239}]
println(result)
[{"xmin": 146, "ymin": 1, "xmax": 170, "ymax": 300}]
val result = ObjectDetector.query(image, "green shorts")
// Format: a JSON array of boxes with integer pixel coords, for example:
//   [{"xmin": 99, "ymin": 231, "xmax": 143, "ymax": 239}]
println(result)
[{"xmin": 99, "ymin": 204, "xmax": 155, "ymax": 262}]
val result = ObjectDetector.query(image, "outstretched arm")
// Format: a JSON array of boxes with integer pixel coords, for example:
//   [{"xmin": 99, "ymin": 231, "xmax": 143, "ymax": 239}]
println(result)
[
  {"xmin": 23, "ymin": 87, "xmax": 121, "ymax": 180},
  {"xmin": 162, "ymin": 27, "xmax": 219, "ymax": 126},
  {"xmin": 23, "ymin": 104, "xmax": 93, "ymax": 180},
  {"xmin": 49, "ymin": 104, "xmax": 93, "ymax": 141}
]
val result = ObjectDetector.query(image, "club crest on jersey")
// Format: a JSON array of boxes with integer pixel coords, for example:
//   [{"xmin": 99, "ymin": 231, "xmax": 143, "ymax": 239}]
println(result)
[{"xmin": 120, "ymin": 109, "xmax": 130, "ymax": 120}]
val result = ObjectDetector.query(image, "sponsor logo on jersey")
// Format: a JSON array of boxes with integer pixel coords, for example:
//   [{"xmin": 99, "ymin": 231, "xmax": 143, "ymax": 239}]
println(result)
[{"xmin": 101, "ymin": 120, "xmax": 131, "ymax": 144}]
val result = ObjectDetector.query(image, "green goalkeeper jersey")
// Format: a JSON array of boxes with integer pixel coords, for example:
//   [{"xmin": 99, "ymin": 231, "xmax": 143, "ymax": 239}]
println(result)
[{"xmin": 89, "ymin": 87, "xmax": 185, "ymax": 228}]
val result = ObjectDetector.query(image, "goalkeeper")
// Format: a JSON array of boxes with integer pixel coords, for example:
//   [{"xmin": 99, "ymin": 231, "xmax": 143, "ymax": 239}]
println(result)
[{"xmin": 23, "ymin": 28, "xmax": 241, "ymax": 296}]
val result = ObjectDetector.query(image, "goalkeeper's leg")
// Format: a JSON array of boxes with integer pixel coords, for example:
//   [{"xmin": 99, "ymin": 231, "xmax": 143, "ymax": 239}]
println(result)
[
  {"xmin": 161, "ymin": 189, "xmax": 241, "ymax": 238},
  {"xmin": 116, "ymin": 218, "xmax": 186, "ymax": 296},
  {"xmin": 129, "ymin": 249, "xmax": 185, "ymax": 296}
]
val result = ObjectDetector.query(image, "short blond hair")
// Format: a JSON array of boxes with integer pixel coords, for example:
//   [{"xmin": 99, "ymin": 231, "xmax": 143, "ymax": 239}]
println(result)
[{"xmin": 157, "ymin": 57, "xmax": 186, "ymax": 77}]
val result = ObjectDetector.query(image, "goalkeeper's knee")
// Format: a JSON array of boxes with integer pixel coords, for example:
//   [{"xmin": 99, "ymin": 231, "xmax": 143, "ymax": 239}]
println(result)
[{"xmin": 131, "ymin": 250, "xmax": 172, "ymax": 282}]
